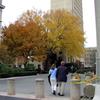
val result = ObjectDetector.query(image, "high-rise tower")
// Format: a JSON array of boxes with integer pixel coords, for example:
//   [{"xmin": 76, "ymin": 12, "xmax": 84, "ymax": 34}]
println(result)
[
  {"xmin": 51, "ymin": 0, "xmax": 83, "ymax": 21},
  {"xmin": 0, "ymin": 0, "xmax": 5, "ymax": 34},
  {"xmin": 51, "ymin": 0, "xmax": 83, "ymax": 33}
]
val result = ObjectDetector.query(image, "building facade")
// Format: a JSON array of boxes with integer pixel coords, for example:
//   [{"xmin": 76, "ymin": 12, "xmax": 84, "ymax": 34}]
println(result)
[
  {"xmin": 84, "ymin": 47, "xmax": 97, "ymax": 67},
  {"xmin": 50, "ymin": 0, "xmax": 83, "ymax": 21},
  {"xmin": 0, "ymin": 0, "xmax": 5, "ymax": 35}
]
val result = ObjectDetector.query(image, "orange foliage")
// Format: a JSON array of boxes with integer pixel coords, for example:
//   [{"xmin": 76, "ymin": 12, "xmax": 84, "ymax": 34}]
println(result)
[{"xmin": 2, "ymin": 10, "xmax": 47, "ymax": 58}]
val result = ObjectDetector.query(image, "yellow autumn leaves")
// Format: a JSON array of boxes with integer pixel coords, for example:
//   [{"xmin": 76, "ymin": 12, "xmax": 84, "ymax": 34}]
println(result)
[
  {"xmin": 44, "ymin": 10, "xmax": 85, "ymax": 57},
  {"xmin": 1, "ymin": 9, "xmax": 85, "ymax": 61}
]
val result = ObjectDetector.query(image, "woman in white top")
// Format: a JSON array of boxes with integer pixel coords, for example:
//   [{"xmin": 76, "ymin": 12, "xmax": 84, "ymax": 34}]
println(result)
[{"xmin": 49, "ymin": 64, "xmax": 57, "ymax": 95}]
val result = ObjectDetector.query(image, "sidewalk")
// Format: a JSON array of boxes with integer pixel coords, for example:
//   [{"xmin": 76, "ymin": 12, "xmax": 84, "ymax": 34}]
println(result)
[
  {"xmin": 41, "ymin": 96, "xmax": 69, "ymax": 100},
  {"xmin": 0, "ymin": 74, "xmax": 71, "ymax": 100},
  {"xmin": 0, "ymin": 92, "xmax": 70, "ymax": 100}
]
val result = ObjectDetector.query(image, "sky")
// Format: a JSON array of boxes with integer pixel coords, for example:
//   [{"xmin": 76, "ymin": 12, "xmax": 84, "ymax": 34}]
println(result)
[{"xmin": 2, "ymin": 0, "xmax": 96, "ymax": 47}]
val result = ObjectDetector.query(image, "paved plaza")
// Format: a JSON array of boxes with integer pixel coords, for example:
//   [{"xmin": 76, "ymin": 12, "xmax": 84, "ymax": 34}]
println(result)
[{"xmin": 0, "ymin": 74, "xmax": 71, "ymax": 100}]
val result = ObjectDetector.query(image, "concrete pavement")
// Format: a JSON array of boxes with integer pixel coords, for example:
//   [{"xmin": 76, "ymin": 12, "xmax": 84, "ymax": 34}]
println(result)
[
  {"xmin": 0, "ymin": 74, "xmax": 71, "ymax": 100},
  {"xmin": 41, "ymin": 96, "xmax": 69, "ymax": 100},
  {"xmin": 0, "ymin": 92, "xmax": 70, "ymax": 100}
]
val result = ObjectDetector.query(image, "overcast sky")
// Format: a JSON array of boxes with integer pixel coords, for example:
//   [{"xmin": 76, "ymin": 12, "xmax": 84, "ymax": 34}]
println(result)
[{"xmin": 2, "ymin": 0, "xmax": 96, "ymax": 47}]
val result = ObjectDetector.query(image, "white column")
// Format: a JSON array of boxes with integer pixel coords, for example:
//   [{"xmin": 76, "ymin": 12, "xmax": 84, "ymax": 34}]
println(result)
[
  {"xmin": 94, "ymin": 0, "xmax": 100, "ymax": 83},
  {"xmin": 35, "ymin": 79, "xmax": 45, "ymax": 98},
  {"xmin": 7, "ymin": 78, "xmax": 15, "ymax": 95}
]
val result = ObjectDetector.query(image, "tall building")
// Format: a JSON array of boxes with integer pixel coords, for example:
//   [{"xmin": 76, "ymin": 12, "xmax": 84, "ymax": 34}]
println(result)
[
  {"xmin": 51, "ymin": 0, "xmax": 83, "ymax": 21},
  {"xmin": 0, "ymin": 0, "xmax": 5, "ymax": 34},
  {"xmin": 84, "ymin": 47, "xmax": 97, "ymax": 67}
]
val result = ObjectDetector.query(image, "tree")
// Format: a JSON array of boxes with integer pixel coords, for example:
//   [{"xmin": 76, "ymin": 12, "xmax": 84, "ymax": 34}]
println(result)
[
  {"xmin": 1, "ymin": 9, "xmax": 85, "ymax": 65},
  {"xmin": 43, "ymin": 10, "xmax": 85, "ymax": 58},
  {"xmin": 2, "ymin": 10, "xmax": 47, "ymax": 59},
  {"xmin": 0, "ymin": 44, "xmax": 14, "ymax": 64}
]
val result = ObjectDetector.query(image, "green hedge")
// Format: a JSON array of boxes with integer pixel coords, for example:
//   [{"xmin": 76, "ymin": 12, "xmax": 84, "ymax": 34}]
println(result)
[
  {"xmin": 24, "ymin": 63, "xmax": 35, "ymax": 71},
  {"xmin": 0, "ymin": 64, "xmax": 37, "ymax": 78},
  {"xmin": 76, "ymin": 67, "xmax": 96, "ymax": 74}
]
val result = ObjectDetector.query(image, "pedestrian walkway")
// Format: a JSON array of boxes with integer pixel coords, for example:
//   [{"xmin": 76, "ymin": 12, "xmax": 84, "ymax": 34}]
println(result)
[
  {"xmin": 41, "ymin": 96, "xmax": 69, "ymax": 100},
  {"xmin": 0, "ymin": 74, "xmax": 71, "ymax": 100},
  {"xmin": 0, "ymin": 92, "xmax": 70, "ymax": 100},
  {"xmin": 0, "ymin": 92, "xmax": 35, "ymax": 100}
]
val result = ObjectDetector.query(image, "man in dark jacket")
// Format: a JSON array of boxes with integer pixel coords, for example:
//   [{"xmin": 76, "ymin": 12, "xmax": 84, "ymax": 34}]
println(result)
[{"xmin": 56, "ymin": 61, "xmax": 68, "ymax": 96}]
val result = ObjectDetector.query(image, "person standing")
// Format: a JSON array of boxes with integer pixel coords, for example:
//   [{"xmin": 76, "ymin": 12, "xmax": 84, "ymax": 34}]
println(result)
[
  {"xmin": 48, "ymin": 64, "xmax": 57, "ymax": 95},
  {"xmin": 36, "ymin": 64, "xmax": 42, "ymax": 74},
  {"xmin": 56, "ymin": 61, "xmax": 68, "ymax": 96}
]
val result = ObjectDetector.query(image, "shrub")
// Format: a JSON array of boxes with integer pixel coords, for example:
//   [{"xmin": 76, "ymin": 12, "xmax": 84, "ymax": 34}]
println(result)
[
  {"xmin": 24, "ymin": 64, "xmax": 35, "ymax": 71},
  {"xmin": 0, "ymin": 64, "xmax": 37, "ymax": 78}
]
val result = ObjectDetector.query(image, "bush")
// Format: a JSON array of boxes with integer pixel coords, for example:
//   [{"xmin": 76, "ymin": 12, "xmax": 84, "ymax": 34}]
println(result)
[
  {"xmin": 76, "ymin": 67, "xmax": 96, "ymax": 74},
  {"xmin": 24, "ymin": 64, "xmax": 35, "ymax": 71},
  {"xmin": 0, "ymin": 64, "xmax": 37, "ymax": 78},
  {"xmin": 0, "ymin": 64, "xmax": 13, "ymax": 73},
  {"xmin": 0, "ymin": 73, "xmax": 13, "ymax": 78},
  {"xmin": 13, "ymin": 71, "xmax": 37, "ymax": 77}
]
